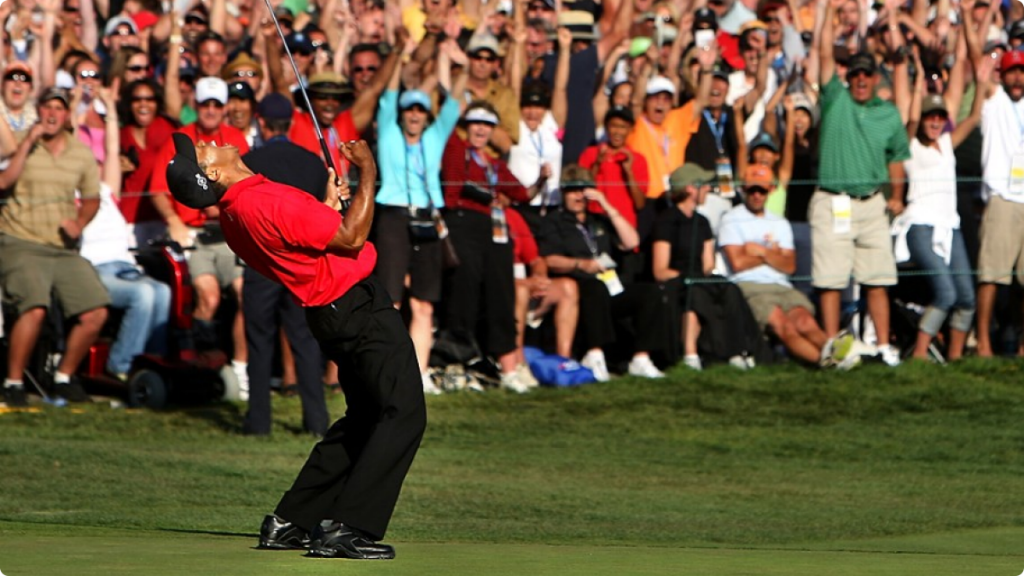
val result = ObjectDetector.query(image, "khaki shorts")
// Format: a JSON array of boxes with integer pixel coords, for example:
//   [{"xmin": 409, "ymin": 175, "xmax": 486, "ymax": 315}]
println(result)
[
  {"xmin": 0, "ymin": 234, "xmax": 110, "ymax": 317},
  {"xmin": 809, "ymin": 190, "xmax": 897, "ymax": 290},
  {"xmin": 977, "ymin": 195, "xmax": 1024, "ymax": 285},
  {"xmin": 736, "ymin": 282, "xmax": 815, "ymax": 329},
  {"xmin": 189, "ymin": 239, "xmax": 242, "ymax": 287}
]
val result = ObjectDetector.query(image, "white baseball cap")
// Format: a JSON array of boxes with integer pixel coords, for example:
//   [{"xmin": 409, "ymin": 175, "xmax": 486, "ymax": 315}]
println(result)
[
  {"xmin": 646, "ymin": 76, "xmax": 676, "ymax": 97},
  {"xmin": 195, "ymin": 77, "xmax": 228, "ymax": 105}
]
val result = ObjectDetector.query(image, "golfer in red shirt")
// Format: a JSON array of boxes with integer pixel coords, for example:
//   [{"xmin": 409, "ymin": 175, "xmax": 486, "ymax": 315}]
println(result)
[{"xmin": 164, "ymin": 134, "xmax": 425, "ymax": 560}]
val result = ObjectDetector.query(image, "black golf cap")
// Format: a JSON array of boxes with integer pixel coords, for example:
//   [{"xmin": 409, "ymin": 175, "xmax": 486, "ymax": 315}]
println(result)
[{"xmin": 166, "ymin": 133, "xmax": 219, "ymax": 209}]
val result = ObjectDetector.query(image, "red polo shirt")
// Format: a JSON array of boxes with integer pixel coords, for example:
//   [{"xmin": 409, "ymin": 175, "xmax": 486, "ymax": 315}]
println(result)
[
  {"xmin": 150, "ymin": 123, "xmax": 250, "ymax": 227},
  {"xmin": 218, "ymin": 174, "xmax": 377, "ymax": 307},
  {"xmin": 288, "ymin": 110, "xmax": 358, "ymax": 176},
  {"xmin": 578, "ymin": 144, "xmax": 648, "ymax": 228}
]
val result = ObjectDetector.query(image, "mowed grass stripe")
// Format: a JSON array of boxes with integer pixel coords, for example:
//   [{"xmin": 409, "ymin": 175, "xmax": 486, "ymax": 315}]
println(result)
[{"xmin": 0, "ymin": 525, "xmax": 1021, "ymax": 576}]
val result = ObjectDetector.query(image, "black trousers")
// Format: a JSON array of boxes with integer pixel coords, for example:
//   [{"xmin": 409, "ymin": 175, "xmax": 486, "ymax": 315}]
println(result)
[
  {"xmin": 574, "ymin": 276, "xmax": 667, "ymax": 354},
  {"xmin": 442, "ymin": 209, "xmax": 516, "ymax": 357},
  {"xmin": 276, "ymin": 276, "xmax": 426, "ymax": 540},
  {"xmin": 242, "ymin": 267, "xmax": 328, "ymax": 436}
]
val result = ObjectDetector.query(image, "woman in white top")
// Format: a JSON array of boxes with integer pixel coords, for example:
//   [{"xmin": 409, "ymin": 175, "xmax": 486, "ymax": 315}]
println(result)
[
  {"xmin": 508, "ymin": 28, "xmax": 571, "ymax": 209},
  {"xmin": 897, "ymin": 54, "xmax": 987, "ymax": 360}
]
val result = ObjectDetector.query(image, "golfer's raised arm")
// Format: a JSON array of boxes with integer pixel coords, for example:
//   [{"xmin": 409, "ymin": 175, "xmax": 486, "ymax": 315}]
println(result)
[{"xmin": 326, "ymin": 140, "xmax": 377, "ymax": 253}]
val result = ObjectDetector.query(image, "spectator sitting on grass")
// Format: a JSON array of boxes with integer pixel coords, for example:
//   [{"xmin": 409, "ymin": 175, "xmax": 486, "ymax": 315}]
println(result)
[{"xmin": 718, "ymin": 165, "xmax": 857, "ymax": 368}]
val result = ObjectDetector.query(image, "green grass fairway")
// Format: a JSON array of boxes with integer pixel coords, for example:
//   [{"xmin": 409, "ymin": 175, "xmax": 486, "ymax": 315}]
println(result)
[
  {"xmin": 1, "ymin": 522, "xmax": 1021, "ymax": 576},
  {"xmin": 2, "ymin": 359, "xmax": 1024, "ymax": 574}
]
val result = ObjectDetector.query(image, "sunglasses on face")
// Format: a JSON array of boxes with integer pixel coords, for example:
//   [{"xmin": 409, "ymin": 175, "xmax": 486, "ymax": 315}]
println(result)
[
  {"xmin": 848, "ymin": 69, "xmax": 875, "ymax": 79},
  {"xmin": 403, "ymin": 104, "xmax": 428, "ymax": 113},
  {"xmin": 352, "ymin": 65, "xmax": 378, "ymax": 74},
  {"xmin": 471, "ymin": 54, "xmax": 499, "ymax": 63},
  {"xmin": 764, "ymin": 17, "xmax": 780, "ymax": 23},
  {"xmin": 4, "ymin": 73, "xmax": 31, "ymax": 83},
  {"xmin": 294, "ymin": 48, "xmax": 313, "ymax": 57},
  {"xmin": 184, "ymin": 15, "xmax": 207, "ymax": 25},
  {"xmin": 527, "ymin": 4, "xmax": 552, "ymax": 10},
  {"xmin": 132, "ymin": 94, "xmax": 157, "ymax": 102},
  {"xmin": 198, "ymin": 100, "xmax": 224, "ymax": 108},
  {"xmin": 78, "ymin": 69, "xmax": 99, "ymax": 79},
  {"xmin": 126, "ymin": 65, "xmax": 147, "ymax": 73},
  {"xmin": 233, "ymin": 70, "xmax": 259, "ymax": 78},
  {"xmin": 746, "ymin": 187, "xmax": 769, "ymax": 196}
]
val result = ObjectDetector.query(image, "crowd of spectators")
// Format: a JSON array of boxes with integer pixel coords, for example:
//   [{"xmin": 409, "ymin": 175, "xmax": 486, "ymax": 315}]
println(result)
[{"xmin": 2, "ymin": 0, "xmax": 1024, "ymax": 409}]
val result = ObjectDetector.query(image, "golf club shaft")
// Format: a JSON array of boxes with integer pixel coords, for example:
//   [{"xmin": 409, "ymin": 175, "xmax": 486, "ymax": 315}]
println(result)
[{"xmin": 261, "ymin": 0, "xmax": 350, "ymax": 211}]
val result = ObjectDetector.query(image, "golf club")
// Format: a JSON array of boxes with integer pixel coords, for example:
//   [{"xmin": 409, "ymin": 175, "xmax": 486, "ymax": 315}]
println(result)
[{"xmin": 260, "ymin": 0, "xmax": 350, "ymax": 211}]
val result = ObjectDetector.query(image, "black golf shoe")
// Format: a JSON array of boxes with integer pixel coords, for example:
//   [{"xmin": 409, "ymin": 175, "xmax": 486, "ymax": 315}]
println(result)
[
  {"xmin": 305, "ymin": 522, "xmax": 395, "ymax": 560},
  {"xmin": 258, "ymin": 514, "xmax": 311, "ymax": 550}
]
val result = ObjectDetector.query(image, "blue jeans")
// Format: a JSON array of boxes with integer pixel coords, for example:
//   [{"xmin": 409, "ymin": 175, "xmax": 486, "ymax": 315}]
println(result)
[
  {"xmin": 95, "ymin": 261, "xmax": 171, "ymax": 374},
  {"xmin": 905, "ymin": 226, "xmax": 976, "ymax": 335}
]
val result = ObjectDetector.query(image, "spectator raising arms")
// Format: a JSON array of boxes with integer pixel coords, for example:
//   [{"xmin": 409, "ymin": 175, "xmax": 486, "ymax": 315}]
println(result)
[{"xmin": 374, "ymin": 35, "xmax": 466, "ymax": 395}]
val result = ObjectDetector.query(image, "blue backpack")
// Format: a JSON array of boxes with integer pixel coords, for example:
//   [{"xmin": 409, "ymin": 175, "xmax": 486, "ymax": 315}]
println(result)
[{"xmin": 523, "ymin": 347, "xmax": 597, "ymax": 387}]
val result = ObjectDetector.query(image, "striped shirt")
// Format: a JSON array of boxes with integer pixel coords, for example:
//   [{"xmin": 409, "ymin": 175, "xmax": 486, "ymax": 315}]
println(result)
[
  {"xmin": 0, "ymin": 131, "xmax": 100, "ymax": 248},
  {"xmin": 818, "ymin": 76, "xmax": 910, "ymax": 197}
]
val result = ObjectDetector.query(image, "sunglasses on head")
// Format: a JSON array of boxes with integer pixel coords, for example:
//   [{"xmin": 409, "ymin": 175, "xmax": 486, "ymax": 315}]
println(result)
[
  {"xmin": 126, "ymin": 64, "xmax": 147, "ymax": 73},
  {"xmin": 78, "ymin": 69, "xmax": 99, "ymax": 79},
  {"xmin": 4, "ymin": 72, "xmax": 31, "ymax": 83}
]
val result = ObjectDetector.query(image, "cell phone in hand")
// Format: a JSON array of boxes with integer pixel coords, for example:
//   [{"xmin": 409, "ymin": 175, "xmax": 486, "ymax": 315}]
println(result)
[{"xmin": 695, "ymin": 29, "xmax": 715, "ymax": 50}]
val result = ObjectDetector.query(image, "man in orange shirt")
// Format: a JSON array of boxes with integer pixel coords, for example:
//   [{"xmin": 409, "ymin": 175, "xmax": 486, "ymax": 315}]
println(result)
[
  {"xmin": 150, "ymin": 76, "xmax": 251, "ymax": 390},
  {"xmin": 626, "ymin": 45, "xmax": 716, "ymax": 200}
]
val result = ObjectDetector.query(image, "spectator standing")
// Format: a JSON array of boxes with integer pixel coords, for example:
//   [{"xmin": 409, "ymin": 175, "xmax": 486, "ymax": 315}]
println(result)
[
  {"xmin": 239, "ymin": 93, "xmax": 330, "ymax": 437},
  {"xmin": 627, "ymin": 41, "xmax": 714, "ymax": 201},
  {"xmin": 579, "ymin": 106, "xmax": 649, "ymax": 230},
  {"xmin": 1, "ymin": 62, "xmax": 39, "ymax": 133},
  {"xmin": 0, "ymin": 88, "xmax": 108, "ymax": 406},
  {"xmin": 117, "ymin": 78, "xmax": 177, "ymax": 247},
  {"xmin": 508, "ymin": 28, "xmax": 571, "ymax": 210},
  {"xmin": 813, "ymin": 0, "xmax": 910, "ymax": 366},
  {"xmin": 375, "ymin": 38, "xmax": 465, "ymax": 395},
  {"xmin": 440, "ymin": 103, "xmax": 532, "ymax": 392},
  {"xmin": 976, "ymin": 49, "xmax": 1024, "ymax": 357},
  {"xmin": 149, "ymin": 76, "xmax": 251, "ymax": 389}
]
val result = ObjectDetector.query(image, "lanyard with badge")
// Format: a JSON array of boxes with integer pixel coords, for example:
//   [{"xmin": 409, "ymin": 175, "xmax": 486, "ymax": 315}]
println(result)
[
  {"xmin": 405, "ymin": 142, "xmax": 449, "ymax": 240},
  {"xmin": 470, "ymin": 149, "xmax": 509, "ymax": 244},
  {"xmin": 576, "ymin": 221, "xmax": 623, "ymax": 296},
  {"xmin": 1009, "ymin": 99, "xmax": 1024, "ymax": 196},
  {"xmin": 704, "ymin": 110, "xmax": 735, "ymax": 198}
]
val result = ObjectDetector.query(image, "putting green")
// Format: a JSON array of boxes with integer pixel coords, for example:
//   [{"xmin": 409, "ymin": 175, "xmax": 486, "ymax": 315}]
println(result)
[{"xmin": 1, "ymin": 523, "xmax": 1021, "ymax": 576}]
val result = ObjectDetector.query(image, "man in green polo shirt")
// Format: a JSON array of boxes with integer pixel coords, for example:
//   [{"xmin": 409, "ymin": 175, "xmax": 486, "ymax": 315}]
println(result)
[{"xmin": 813, "ymin": 0, "xmax": 910, "ymax": 367}]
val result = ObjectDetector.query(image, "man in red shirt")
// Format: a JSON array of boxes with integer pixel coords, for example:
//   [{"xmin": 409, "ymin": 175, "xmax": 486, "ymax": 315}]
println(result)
[
  {"xmin": 578, "ymin": 106, "xmax": 649, "ymax": 229},
  {"xmin": 287, "ymin": 34, "xmax": 402, "ymax": 173},
  {"xmin": 150, "ymin": 76, "xmax": 251, "ymax": 386},
  {"xmin": 164, "ymin": 135, "xmax": 425, "ymax": 560}
]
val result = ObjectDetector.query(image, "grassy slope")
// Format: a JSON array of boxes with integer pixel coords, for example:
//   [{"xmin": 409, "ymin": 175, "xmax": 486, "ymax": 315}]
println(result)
[{"xmin": 0, "ymin": 359, "xmax": 1022, "ymax": 573}]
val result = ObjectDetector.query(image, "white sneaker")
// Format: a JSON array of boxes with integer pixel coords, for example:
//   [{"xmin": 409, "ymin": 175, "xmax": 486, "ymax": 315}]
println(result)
[
  {"xmin": 232, "ymin": 360, "xmax": 250, "ymax": 402},
  {"xmin": 422, "ymin": 371, "xmax": 443, "ymax": 396},
  {"xmin": 516, "ymin": 363, "xmax": 540, "ymax": 389},
  {"xmin": 877, "ymin": 344, "xmax": 901, "ymax": 367},
  {"xmin": 581, "ymin": 349, "xmax": 610, "ymax": 382},
  {"xmin": 627, "ymin": 355, "xmax": 664, "ymax": 378},
  {"xmin": 500, "ymin": 371, "xmax": 530, "ymax": 394},
  {"xmin": 728, "ymin": 355, "xmax": 751, "ymax": 370},
  {"xmin": 683, "ymin": 355, "xmax": 702, "ymax": 371}
]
